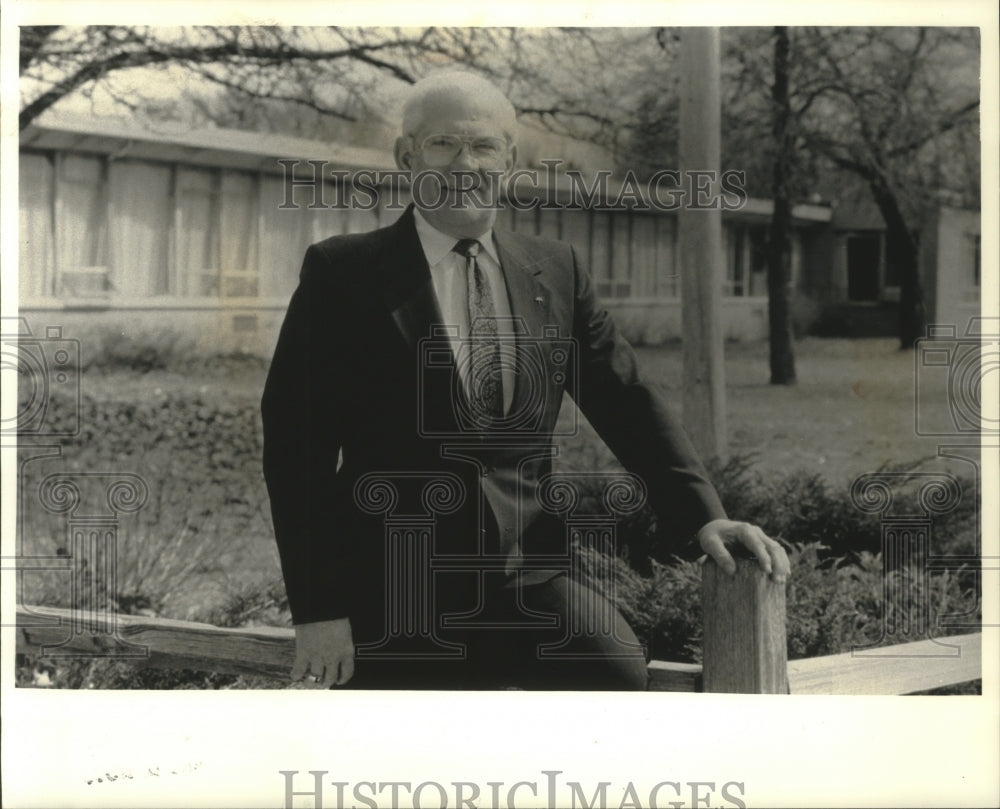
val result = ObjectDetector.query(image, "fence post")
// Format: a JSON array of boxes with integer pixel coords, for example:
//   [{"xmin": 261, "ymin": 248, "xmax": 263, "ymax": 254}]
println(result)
[{"xmin": 701, "ymin": 557, "xmax": 789, "ymax": 693}]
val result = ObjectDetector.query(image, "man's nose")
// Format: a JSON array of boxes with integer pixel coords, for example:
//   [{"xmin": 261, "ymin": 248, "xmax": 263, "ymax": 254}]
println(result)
[{"xmin": 449, "ymin": 141, "xmax": 477, "ymax": 169}]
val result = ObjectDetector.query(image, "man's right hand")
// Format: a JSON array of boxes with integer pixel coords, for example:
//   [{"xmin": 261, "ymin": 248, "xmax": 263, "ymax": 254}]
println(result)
[{"xmin": 290, "ymin": 618, "xmax": 355, "ymax": 688}]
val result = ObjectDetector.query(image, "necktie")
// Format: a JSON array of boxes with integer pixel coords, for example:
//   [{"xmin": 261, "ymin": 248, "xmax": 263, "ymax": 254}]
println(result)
[{"xmin": 452, "ymin": 238, "xmax": 503, "ymax": 425}]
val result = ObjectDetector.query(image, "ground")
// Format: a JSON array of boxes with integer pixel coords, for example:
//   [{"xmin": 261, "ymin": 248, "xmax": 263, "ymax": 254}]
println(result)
[{"xmin": 633, "ymin": 337, "xmax": 975, "ymax": 486}]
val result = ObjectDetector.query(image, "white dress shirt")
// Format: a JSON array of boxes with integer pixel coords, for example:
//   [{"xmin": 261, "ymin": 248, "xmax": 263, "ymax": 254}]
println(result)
[{"xmin": 413, "ymin": 208, "xmax": 516, "ymax": 415}]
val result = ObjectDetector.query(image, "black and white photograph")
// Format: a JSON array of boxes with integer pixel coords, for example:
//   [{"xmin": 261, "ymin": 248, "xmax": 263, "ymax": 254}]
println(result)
[{"xmin": 2, "ymin": 2, "xmax": 997, "ymax": 807}]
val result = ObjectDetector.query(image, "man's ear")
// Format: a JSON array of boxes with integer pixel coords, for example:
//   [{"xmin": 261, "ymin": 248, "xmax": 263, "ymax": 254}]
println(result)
[{"xmin": 394, "ymin": 137, "xmax": 412, "ymax": 170}]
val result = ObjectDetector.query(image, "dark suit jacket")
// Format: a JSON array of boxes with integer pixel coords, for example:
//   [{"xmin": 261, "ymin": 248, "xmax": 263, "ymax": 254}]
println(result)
[{"xmin": 261, "ymin": 205, "xmax": 725, "ymax": 630}]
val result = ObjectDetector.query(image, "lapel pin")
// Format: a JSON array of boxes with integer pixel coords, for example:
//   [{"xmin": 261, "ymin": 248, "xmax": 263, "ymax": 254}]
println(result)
[{"xmin": 534, "ymin": 296, "xmax": 545, "ymax": 305}]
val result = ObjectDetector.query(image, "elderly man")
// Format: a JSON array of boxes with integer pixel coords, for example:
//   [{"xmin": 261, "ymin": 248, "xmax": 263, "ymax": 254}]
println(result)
[{"xmin": 262, "ymin": 71, "xmax": 789, "ymax": 690}]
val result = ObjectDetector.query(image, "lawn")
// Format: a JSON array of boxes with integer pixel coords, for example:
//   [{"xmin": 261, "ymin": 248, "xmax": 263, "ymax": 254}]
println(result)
[{"xmin": 634, "ymin": 337, "xmax": 975, "ymax": 486}]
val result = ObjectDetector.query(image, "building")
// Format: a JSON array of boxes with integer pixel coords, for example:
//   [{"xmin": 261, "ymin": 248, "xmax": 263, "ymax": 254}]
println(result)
[{"xmin": 17, "ymin": 113, "xmax": 981, "ymax": 357}]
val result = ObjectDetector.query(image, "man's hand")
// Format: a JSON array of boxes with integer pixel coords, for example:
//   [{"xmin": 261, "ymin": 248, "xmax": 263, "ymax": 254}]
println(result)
[
  {"xmin": 290, "ymin": 618, "xmax": 355, "ymax": 688},
  {"xmin": 696, "ymin": 519, "xmax": 790, "ymax": 583}
]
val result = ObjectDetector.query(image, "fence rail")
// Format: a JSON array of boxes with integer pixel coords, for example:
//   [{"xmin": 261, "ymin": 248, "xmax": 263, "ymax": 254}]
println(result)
[{"xmin": 14, "ymin": 559, "xmax": 982, "ymax": 694}]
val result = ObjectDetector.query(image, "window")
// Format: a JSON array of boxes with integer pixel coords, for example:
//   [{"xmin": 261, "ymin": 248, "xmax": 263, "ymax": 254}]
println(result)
[
  {"xmin": 107, "ymin": 160, "xmax": 171, "ymax": 295},
  {"xmin": 591, "ymin": 212, "xmax": 632, "ymax": 299},
  {"xmin": 19, "ymin": 153, "xmax": 55, "ymax": 297},
  {"xmin": 56, "ymin": 155, "xmax": 108, "ymax": 296},
  {"xmin": 726, "ymin": 223, "xmax": 768, "ymax": 297},
  {"xmin": 219, "ymin": 173, "xmax": 259, "ymax": 297},
  {"xmin": 177, "ymin": 168, "xmax": 219, "ymax": 296},
  {"xmin": 19, "ymin": 149, "xmax": 334, "ymax": 301},
  {"xmin": 259, "ymin": 174, "xmax": 316, "ymax": 298},
  {"xmin": 653, "ymin": 215, "xmax": 678, "ymax": 298},
  {"xmin": 177, "ymin": 167, "xmax": 263, "ymax": 298},
  {"xmin": 846, "ymin": 233, "xmax": 882, "ymax": 302}
]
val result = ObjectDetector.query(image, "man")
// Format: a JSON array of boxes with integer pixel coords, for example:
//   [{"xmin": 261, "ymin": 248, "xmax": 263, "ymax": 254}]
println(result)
[{"xmin": 262, "ymin": 71, "xmax": 789, "ymax": 691}]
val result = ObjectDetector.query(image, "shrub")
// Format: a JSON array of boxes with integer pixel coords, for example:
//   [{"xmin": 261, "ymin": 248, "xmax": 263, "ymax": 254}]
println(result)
[
  {"xmin": 575, "ymin": 540, "xmax": 981, "ymax": 669},
  {"xmin": 81, "ymin": 328, "xmax": 195, "ymax": 373},
  {"xmin": 702, "ymin": 454, "xmax": 978, "ymax": 562}
]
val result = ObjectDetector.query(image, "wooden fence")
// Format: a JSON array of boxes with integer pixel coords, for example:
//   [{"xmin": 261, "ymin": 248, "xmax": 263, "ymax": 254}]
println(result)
[{"xmin": 15, "ymin": 559, "xmax": 981, "ymax": 694}]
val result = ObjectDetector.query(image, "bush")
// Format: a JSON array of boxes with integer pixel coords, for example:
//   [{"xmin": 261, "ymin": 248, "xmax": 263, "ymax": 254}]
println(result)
[
  {"xmin": 81, "ymin": 328, "xmax": 195, "ymax": 373},
  {"xmin": 701, "ymin": 454, "xmax": 978, "ymax": 562},
  {"xmin": 75, "ymin": 325, "xmax": 269, "ymax": 374},
  {"xmin": 576, "ymin": 540, "xmax": 981, "ymax": 668}
]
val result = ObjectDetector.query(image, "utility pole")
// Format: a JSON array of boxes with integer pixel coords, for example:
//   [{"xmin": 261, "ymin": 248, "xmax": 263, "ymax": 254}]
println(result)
[{"xmin": 679, "ymin": 27, "xmax": 727, "ymax": 461}]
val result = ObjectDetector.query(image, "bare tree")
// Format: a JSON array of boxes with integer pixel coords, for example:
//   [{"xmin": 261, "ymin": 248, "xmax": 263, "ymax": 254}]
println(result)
[
  {"xmin": 793, "ymin": 27, "xmax": 980, "ymax": 349},
  {"xmin": 19, "ymin": 26, "xmax": 440, "ymax": 130},
  {"xmin": 768, "ymin": 27, "xmax": 796, "ymax": 384},
  {"xmin": 19, "ymin": 25, "xmax": 656, "ymax": 160},
  {"xmin": 628, "ymin": 27, "xmax": 980, "ymax": 350}
]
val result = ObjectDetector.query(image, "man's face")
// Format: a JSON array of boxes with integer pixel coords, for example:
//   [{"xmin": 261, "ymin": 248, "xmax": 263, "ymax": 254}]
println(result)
[{"xmin": 395, "ymin": 88, "xmax": 516, "ymax": 239}]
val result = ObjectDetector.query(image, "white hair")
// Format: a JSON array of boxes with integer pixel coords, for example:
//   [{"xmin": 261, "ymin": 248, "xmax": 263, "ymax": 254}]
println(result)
[{"xmin": 401, "ymin": 70, "xmax": 518, "ymax": 143}]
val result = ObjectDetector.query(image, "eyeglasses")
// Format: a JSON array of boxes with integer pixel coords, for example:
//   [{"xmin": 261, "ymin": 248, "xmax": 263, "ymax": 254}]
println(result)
[{"xmin": 417, "ymin": 133, "xmax": 509, "ymax": 166}]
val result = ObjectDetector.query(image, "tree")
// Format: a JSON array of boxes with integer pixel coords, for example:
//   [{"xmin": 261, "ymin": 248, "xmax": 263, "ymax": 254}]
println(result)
[
  {"xmin": 768, "ymin": 27, "xmax": 796, "ymax": 384},
  {"xmin": 792, "ymin": 27, "xmax": 980, "ymax": 349},
  {"xmin": 19, "ymin": 26, "xmax": 656, "ymax": 161},
  {"xmin": 624, "ymin": 27, "xmax": 980, "ymax": 350},
  {"xmin": 19, "ymin": 26, "xmax": 433, "ymax": 131}
]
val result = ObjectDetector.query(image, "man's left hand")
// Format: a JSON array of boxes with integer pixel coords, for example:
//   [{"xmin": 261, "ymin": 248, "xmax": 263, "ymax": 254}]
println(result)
[{"xmin": 696, "ymin": 519, "xmax": 790, "ymax": 583}]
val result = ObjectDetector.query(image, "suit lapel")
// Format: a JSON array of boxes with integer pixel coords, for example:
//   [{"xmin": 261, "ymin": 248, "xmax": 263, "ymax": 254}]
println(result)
[
  {"xmin": 376, "ymin": 210, "xmax": 561, "ymax": 426},
  {"xmin": 376, "ymin": 206, "xmax": 444, "ymax": 351},
  {"xmin": 376, "ymin": 207, "xmax": 469, "ymax": 431},
  {"xmin": 493, "ymin": 229, "xmax": 558, "ymax": 419}
]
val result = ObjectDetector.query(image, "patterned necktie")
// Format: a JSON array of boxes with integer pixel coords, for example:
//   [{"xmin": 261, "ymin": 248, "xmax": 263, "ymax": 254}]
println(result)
[{"xmin": 453, "ymin": 238, "xmax": 503, "ymax": 425}]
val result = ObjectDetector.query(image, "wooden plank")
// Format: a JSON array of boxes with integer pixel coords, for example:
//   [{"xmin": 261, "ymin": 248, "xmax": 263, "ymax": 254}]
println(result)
[
  {"xmin": 787, "ymin": 633, "xmax": 981, "ymax": 695},
  {"xmin": 701, "ymin": 558, "xmax": 789, "ymax": 693},
  {"xmin": 647, "ymin": 660, "xmax": 700, "ymax": 692},
  {"xmin": 16, "ymin": 606, "xmax": 982, "ymax": 694},
  {"xmin": 17, "ymin": 605, "xmax": 295, "ymax": 680}
]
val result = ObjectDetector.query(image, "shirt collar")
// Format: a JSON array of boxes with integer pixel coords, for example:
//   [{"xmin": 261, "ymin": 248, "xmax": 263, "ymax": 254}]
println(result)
[{"xmin": 413, "ymin": 207, "xmax": 500, "ymax": 267}]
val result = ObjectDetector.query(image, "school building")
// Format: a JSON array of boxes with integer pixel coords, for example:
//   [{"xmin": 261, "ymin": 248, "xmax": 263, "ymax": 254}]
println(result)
[{"xmin": 17, "ymin": 113, "xmax": 981, "ymax": 356}]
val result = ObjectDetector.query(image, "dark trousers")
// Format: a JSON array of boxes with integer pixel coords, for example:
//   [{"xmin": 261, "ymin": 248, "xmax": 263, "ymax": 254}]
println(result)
[{"xmin": 346, "ymin": 573, "xmax": 649, "ymax": 691}]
